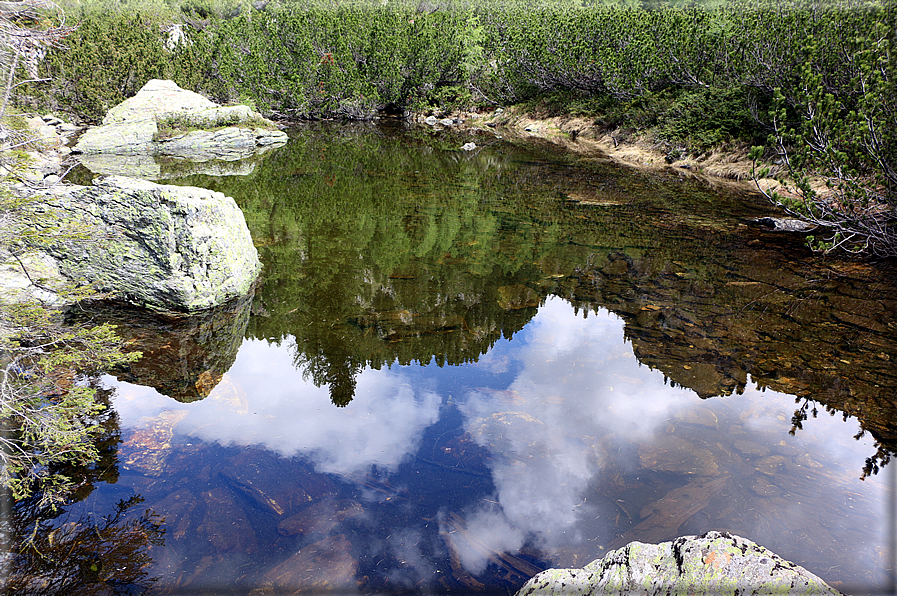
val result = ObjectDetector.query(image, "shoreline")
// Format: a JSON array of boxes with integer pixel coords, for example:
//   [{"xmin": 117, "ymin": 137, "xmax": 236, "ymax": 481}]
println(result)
[{"xmin": 443, "ymin": 106, "xmax": 790, "ymax": 201}]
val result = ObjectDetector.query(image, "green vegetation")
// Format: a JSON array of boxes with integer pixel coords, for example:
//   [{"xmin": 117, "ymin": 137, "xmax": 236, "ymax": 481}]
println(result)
[{"xmin": 152, "ymin": 109, "xmax": 273, "ymax": 140}]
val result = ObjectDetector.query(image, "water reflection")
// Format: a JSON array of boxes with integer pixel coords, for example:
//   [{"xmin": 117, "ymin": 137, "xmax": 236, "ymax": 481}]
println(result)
[
  {"xmin": 5, "ymin": 495, "xmax": 164, "ymax": 595},
  {"xmin": 112, "ymin": 341, "xmax": 441, "ymax": 476},
  {"xmin": 103, "ymin": 298, "xmax": 889, "ymax": 592},
  {"xmin": 31, "ymin": 123, "xmax": 897, "ymax": 594}
]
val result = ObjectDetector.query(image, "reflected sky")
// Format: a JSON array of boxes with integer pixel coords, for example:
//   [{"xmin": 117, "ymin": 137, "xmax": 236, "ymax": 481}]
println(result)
[{"xmin": 106, "ymin": 295, "xmax": 890, "ymax": 591}]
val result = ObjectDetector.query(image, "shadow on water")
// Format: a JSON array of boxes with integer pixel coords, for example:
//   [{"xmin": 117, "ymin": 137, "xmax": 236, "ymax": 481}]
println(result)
[{"xmin": 25, "ymin": 121, "xmax": 897, "ymax": 594}]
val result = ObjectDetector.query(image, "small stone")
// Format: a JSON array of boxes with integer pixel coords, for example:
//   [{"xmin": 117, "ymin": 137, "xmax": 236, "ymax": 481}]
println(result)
[
  {"xmin": 750, "ymin": 476, "xmax": 782, "ymax": 496},
  {"xmin": 673, "ymin": 406, "xmax": 718, "ymax": 429},
  {"xmin": 732, "ymin": 439, "xmax": 770, "ymax": 457},
  {"xmin": 754, "ymin": 216, "xmax": 817, "ymax": 232},
  {"xmin": 424, "ymin": 115, "xmax": 438, "ymax": 125},
  {"xmin": 461, "ymin": 142, "xmax": 477, "ymax": 151},
  {"xmin": 440, "ymin": 117, "xmax": 454, "ymax": 126},
  {"xmin": 755, "ymin": 455, "xmax": 788, "ymax": 476}
]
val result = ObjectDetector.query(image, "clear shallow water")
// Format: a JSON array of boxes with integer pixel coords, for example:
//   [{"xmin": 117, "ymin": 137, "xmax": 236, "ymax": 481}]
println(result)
[{"xmin": 10, "ymin": 122, "xmax": 897, "ymax": 594}]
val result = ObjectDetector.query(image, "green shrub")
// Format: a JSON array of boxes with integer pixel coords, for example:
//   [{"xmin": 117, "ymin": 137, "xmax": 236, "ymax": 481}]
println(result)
[
  {"xmin": 29, "ymin": 13, "xmax": 169, "ymax": 121},
  {"xmin": 655, "ymin": 85, "xmax": 756, "ymax": 152}
]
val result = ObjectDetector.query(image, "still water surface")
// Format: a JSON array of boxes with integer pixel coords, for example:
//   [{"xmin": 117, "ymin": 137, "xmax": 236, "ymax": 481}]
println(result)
[{"xmin": 14, "ymin": 122, "xmax": 897, "ymax": 594}]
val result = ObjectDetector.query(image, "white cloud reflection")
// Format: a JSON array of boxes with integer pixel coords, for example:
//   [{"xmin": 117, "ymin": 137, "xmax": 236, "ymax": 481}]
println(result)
[
  {"xmin": 454, "ymin": 297, "xmax": 887, "ymax": 585},
  {"xmin": 110, "ymin": 339, "xmax": 441, "ymax": 476},
  {"xmin": 456, "ymin": 297, "xmax": 696, "ymax": 563}
]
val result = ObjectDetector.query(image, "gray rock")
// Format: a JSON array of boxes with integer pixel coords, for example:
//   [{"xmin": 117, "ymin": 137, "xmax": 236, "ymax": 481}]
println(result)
[
  {"xmin": 425, "ymin": 115, "xmax": 438, "ymax": 126},
  {"xmin": 74, "ymin": 118, "xmax": 157, "ymax": 154},
  {"xmin": 516, "ymin": 531, "xmax": 841, "ymax": 596},
  {"xmin": 72, "ymin": 79, "xmax": 287, "ymax": 159},
  {"xmin": 754, "ymin": 216, "xmax": 817, "ymax": 232},
  {"xmin": 461, "ymin": 142, "xmax": 477, "ymax": 151},
  {"xmin": 102, "ymin": 79, "xmax": 216, "ymax": 125},
  {"xmin": 56, "ymin": 122, "xmax": 80, "ymax": 134},
  {"xmin": 439, "ymin": 117, "xmax": 455, "ymax": 126},
  {"xmin": 41, "ymin": 176, "xmax": 261, "ymax": 312},
  {"xmin": 156, "ymin": 127, "xmax": 288, "ymax": 161},
  {"xmin": 164, "ymin": 23, "xmax": 191, "ymax": 52}
]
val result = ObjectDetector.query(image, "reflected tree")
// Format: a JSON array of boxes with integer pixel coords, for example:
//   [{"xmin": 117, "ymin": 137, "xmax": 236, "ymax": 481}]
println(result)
[
  {"xmin": 168, "ymin": 124, "xmax": 897, "ymax": 465},
  {"xmin": 5, "ymin": 494, "xmax": 164, "ymax": 595},
  {"xmin": 3, "ymin": 384, "xmax": 164, "ymax": 594}
]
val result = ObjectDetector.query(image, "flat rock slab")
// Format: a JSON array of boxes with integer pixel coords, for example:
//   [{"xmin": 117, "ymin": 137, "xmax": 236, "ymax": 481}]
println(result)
[{"xmin": 517, "ymin": 531, "xmax": 841, "ymax": 595}]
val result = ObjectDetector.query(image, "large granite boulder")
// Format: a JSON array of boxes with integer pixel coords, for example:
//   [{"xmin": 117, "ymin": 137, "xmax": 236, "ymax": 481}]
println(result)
[
  {"xmin": 72, "ymin": 79, "xmax": 287, "ymax": 159},
  {"xmin": 516, "ymin": 531, "xmax": 840, "ymax": 596},
  {"xmin": 41, "ymin": 175, "xmax": 261, "ymax": 312}
]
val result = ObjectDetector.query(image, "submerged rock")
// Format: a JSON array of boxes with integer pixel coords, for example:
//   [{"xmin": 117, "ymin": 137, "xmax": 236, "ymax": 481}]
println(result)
[
  {"xmin": 42, "ymin": 175, "xmax": 261, "ymax": 312},
  {"xmin": 261, "ymin": 535, "xmax": 358, "ymax": 593},
  {"xmin": 516, "ymin": 531, "xmax": 841, "ymax": 596},
  {"xmin": 754, "ymin": 216, "xmax": 818, "ymax": 232}
]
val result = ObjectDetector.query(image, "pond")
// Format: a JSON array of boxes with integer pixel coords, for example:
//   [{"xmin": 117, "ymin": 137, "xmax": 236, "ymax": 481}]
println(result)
[{"xmin": 9, "ymin": 121, "xmax": 897, "ymax": 594}]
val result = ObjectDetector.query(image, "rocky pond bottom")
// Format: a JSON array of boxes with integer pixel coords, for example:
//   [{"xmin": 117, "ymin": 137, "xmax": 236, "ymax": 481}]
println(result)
[{"xmin": 8, "ymin": 122, "xmax": 897, "ymax": 594}]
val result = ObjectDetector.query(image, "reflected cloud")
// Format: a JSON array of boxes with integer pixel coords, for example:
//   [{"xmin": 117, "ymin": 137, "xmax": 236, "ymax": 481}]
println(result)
[
  {"xmin": 111, "ymin": 339, "xmax": 441, "ymax": 476},
  {"xmin": 442, "ymin": 504, "xmax": 526, "ymax": 575},
  {"xmin": 107, "ymin": 298, "xmax": 889, "ymax": 590},
  {"xmin": 456, "ymin": 297, "xmax": 888, "ymax": 581}
]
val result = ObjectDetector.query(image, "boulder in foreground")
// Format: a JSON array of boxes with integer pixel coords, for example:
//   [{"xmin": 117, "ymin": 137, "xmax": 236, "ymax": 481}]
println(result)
[
  {"xmin": 516, "ymin": 531, "xmax": 841, "ymax": 596},
  {"xmin": 44, "ymin": 175, "xmax": 261, "ymax": 312}
]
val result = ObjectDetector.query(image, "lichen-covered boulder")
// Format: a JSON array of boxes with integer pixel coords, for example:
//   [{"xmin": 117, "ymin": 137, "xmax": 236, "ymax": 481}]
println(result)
[
  {"xmin": 101, "ymin": 79, "xmax": 217, "ymax": 124},
  {"xmin": 43, "ymin": 175, "xmax": 261, "ymax": 312},
  {"xmin": 516, "ymin": 531, "xmax": 841, "ymax": 596},
  {"xmin": 0, "ymin": 250, "xmax": 69, "ymax": 308},
  {"xmin": 72, "ymin": 79, "xmax": 287, "ymax": 157}
]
